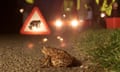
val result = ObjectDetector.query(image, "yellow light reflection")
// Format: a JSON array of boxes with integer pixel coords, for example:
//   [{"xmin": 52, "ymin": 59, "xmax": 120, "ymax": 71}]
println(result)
[
  {"xmin": 43, "ymin": 38, "xmax": 48, "ymax": 43},
  {"xmin": 60, "ymin": 38, "xmax": 64, "ymax": 42},
  {"xmin": 57, "ymin": 36, "xmax": 61, "ymax": 39}
]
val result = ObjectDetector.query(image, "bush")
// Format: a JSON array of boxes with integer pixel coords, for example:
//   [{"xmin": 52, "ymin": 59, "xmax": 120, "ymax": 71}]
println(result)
[{"xmin": 73, "ymin": 29, "xmax": 120, "ymax": 72}]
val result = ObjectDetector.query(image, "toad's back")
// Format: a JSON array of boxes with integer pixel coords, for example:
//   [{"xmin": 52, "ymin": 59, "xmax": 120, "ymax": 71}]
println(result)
[{"xmin": 41, "ymin": 47, "xmax": 73, "ymax": 67}]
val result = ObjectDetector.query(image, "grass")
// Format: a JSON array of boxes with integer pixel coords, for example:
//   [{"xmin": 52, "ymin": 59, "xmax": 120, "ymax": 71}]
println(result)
[{"xmin": 72, "ymin": 29, "xmax": 120, "ymax": 72}]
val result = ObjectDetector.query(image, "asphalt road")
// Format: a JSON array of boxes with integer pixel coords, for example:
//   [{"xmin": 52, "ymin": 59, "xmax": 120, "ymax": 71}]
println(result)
[{"xmin": 0, "ymin": 34, "xmax": 103, "ymax": 72}]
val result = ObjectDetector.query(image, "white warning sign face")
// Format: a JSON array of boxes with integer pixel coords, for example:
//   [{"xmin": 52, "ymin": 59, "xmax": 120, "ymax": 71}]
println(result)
[{"xmin": 20, "ymin": 7, "xmax": 51, "ymax": 35}]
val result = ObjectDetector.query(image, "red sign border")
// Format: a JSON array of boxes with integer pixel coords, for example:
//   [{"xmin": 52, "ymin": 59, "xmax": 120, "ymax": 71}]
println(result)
[{"xmin": 20, "ymin": 7, "xmax": 51, "ymax": 35}]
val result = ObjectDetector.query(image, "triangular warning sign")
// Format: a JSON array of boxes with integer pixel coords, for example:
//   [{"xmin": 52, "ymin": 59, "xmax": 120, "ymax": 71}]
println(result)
[{"xmin": 20, "ymin": 7, "xmax": 51, "ymax": 35}]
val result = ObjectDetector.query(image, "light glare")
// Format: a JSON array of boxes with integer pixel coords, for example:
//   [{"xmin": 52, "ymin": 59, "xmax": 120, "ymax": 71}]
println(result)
[
  {"xmin": 57, "ymin": 36, "xmax": 61, "ymax": 39},
  {"xmin": 27, "ymin": 42, "xmax": 34, "ymax": 49},
  {"xmin": 43, "ymin": 38, "xmax": 48, "ymax": 42},
  {"xmin": 101, "ymin": 13, "xmax": 106, "ymax": 18},
  {"xmin": 62, "ymin": 14, "xmax": 66, "ymax": 18},
  {"xmin": 60, "ymin": 38, "xmax": 64, "ymax": 42},
  {"xmin": 71, "ymin": 20, "xmax": 79, "ymax": 27},
  {"xmin": 19, "ymin": 8, "xmax": 24, "ymax": 13},
  {"xmin": 55, "ymin": 20, "xmax": 63, "ymax": 27}
]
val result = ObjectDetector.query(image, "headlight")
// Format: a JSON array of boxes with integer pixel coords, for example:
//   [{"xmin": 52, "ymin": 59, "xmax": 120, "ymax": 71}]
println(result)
[
  {"xmin": 71, "ymin": 20, "xmax": 79, "ymax": 27},
  {"xmin": 55, "ymin": 20, "xmax": 63, "ymax": 28}
]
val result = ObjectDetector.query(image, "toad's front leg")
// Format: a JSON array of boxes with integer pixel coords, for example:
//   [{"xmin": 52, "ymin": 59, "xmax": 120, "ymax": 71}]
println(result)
[{"xmin": 40, "ymin": 56, "xmax": 52, "ymax": 68}]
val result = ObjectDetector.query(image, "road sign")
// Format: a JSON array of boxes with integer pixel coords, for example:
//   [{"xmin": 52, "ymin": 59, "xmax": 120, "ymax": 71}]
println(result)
[{"xmin": 20, "ymin": 7, "xmax": 51, "ymax": 35}]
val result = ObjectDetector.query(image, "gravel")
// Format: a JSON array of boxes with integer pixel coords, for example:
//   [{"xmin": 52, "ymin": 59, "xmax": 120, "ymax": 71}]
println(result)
[{"xmin": 0, "ymin": 35, "xmax": 104, "ymax": 72}]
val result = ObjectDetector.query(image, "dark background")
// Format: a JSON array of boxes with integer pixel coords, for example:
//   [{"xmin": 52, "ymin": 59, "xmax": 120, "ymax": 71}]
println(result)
[
  {"xmin": 0, "ymin": 0, "xmax": 63, "ymax": 34},
  {"xmin": 1, "ymin": 0, "xmax": 120, "ymax": 34},
  {"xmin": 1, "ymin": 0, "xmax": 19, "ymax": 34}
]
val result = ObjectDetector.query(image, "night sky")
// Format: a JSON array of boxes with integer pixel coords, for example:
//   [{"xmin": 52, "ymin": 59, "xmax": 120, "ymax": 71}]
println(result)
[{"xmin": 1, "ymin": 0, "xmax": 63, "ymax": 34}]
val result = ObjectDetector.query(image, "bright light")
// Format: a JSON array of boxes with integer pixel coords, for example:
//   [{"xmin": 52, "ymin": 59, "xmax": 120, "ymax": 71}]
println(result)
[
  {"xmin": 43, "ymin": 38, "xmax": 48, "ymax": 42},
  {"xmin": 55, "ymin": 20, "xmax": 63, "ymax": 28},
  {"xmin": 57, "ymin": 36, "xmax": 61, "ymax": 39},
  {"xmin": 57, "ymin": 36, "xmax": 64, "ymax": 42},
  {"xmin": 100, "ymin": 13, "xmax": 106, "ymax": 18},
  {"xmin": 19, "ymin": 8, "xmax": 24, "ymax": 13},
  {"xmin": 62, "ymin": 14, "xmax": 66, "ymax": 18},
  {"xmin": 66, "ymin": 8, "xmax": 71, "ymax": 11},
  {"xmin": 60, "ymin": 38, "xmax": 64, "ymax": 42},
  {"xmin": 71, "ymin": 20, "xmax": 79, "ymax": 27}
]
